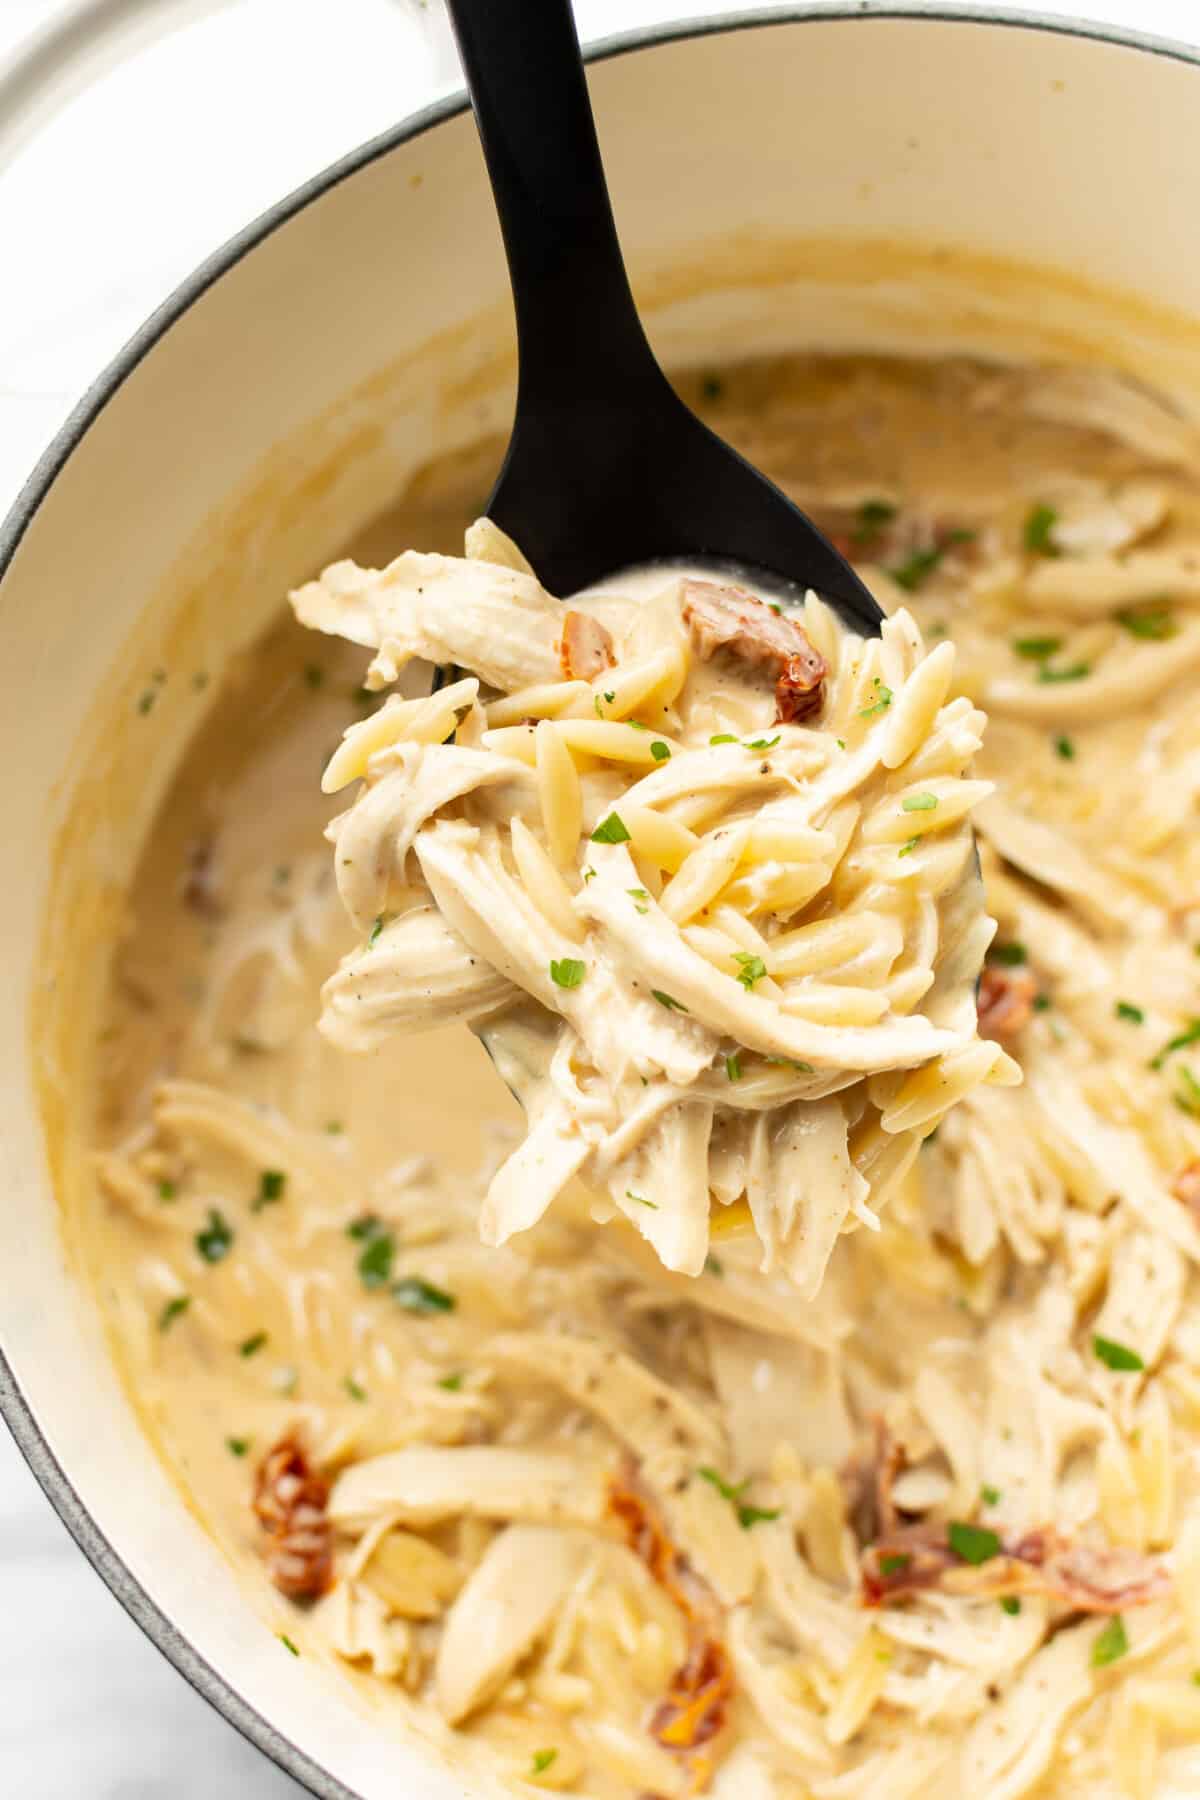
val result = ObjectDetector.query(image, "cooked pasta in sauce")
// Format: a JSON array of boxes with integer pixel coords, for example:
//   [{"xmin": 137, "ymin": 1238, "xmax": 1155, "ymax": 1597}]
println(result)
[
  {"xmin": 83, "ymin": 353, "xmax": 1200, "ymax": 1799},
  {"xmin": 290, "ymin": 532, "xmax": 1007, "ymax": 1288}
]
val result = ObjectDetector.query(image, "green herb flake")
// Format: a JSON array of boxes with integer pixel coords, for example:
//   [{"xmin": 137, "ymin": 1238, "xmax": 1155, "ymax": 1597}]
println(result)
[
  {"xmin": 766, "ymin": 1056, "xmax": 815, "ymax": 1072},
  {"xmin": 531, "ymin": 1749, "xmax": 558, "ymax": 1776},
  {"xmin": 1001, "ymin": 1596, "xmax": 1022, "ymax": 1615},
  {"xmin": 889, "ymin": 547, "xmax": 943, "ymax": 591},
  {"xmin": 650, "ymin": 740, "xmax": 671, "ymax": 761},
  {"xmin": 325, "ymin": 1121, "xmax": 343, "ymax": 1135},
  {"xmin": 625, "ymin": 1190, "xmax": 659, "ymax": 1209},
  {"xmin": 1023, "ymin": 504, "xmax": 1060, "ymax": 557},
  {"xmin": 709, "ymin": 733, "xmax": 738, "ymax": 745},
  {"xmin": 137, "ymin": 688, "xmax": 157, "ymax": 716},
  {"xmin": 1037, "ymin": 662, "xmax": 1091, "ymax": 684},
  {"xmin": 1092, "ymin": 1614, "xmax": 1129, "ymax": 1668},
  {"xmin": 651, "ymin": 989, "xmax": 688, "ymax": 1012},
  {"xmin": 346, "ymin": 1213, "xmax": 381, "ymax": 1240},
  {"xmin": 1116, "ymin": 603, "xmax": 1176, "ymax": 641},
  {"xmin": 1013, "ymin": 634, "xmax": 1062, "ymax": 660},
  {"xmin": 393, "ymin": 1276, "xmax": 456, "ymax": 1314},
  {"xmin": 902, "ymin": 792, "xmax": 939, "ymax": 813},
  {"xmin": 627, "ymin": 887, "xmax": 650, "ymax": 900},
  {"xmin": 1093, "ymin": 1334, "xmax": 1145, "ymax": 1373},
  {"xmin": 1055, "ymin": 735, "xmax": 1076, "ymax": 760},
  {"xmin": 879, "ymin": 1553, "xmax": 911, "ymax": 1576},
  {"xmin": 593, "ymin": 692, "xmax": 606, "ymax": 718},
  {"xmin": 195, "ymin": 1209, "xmax": 234, "ymax": 1265},
  {"xmin": 733, "ymin": 952, "xmax": 767, "ymax": 991},
  {"xmin": 252, "ymin": 1168, "xmax": 287, "ymax": 1213},
  {"xmin": 158, "ymin": 1295, "xmax": 191, "ymax": 1331},
  {"xmin": 859, "ymin": 683, "xmax": 894, "ymax": 718},
  {"xmin": 992, "ymin": 942, "xmax": 1028, "ymax": 966},
  {"xmin": 1150, "ymin": 1020, "xmax": 1200, "ymax": 1069},
  {"xmin": 744, "ymin": 735, "xmax": 780, "ymax": 752},
  {"xmin": 368, "ymin": 915, "xmax": 385, "ymax": 947},
  {"xmin": 582, "ymin": 865, "xmax": 597, "ymax": 883},
  {"xmin": 157, "ymin": 1179, "xmax": 178, "ymax": 1202},
  {"xmin": 550, "ymin": 957, "xmax": 586, "ymax": 989},
  {"xmin": 852, "ymin": 498, "xmax": 898, "ymax": 548},
  {"xmin": 701, "ymin": 374, "xmax": 723, "ymax": 401},
  {"xmin": 948, "ymin": 1521, "xmax": 1002, "ymax": 1566},
  {"xmin": 239, "ymin": 1331, "xmax": 268, "ymax": 1358},
  {"xmin": 1115, "ymin": 1001, "xmax": 1145, "ymax": 1024},
  {"xmin": 897, "ymin": 837, "xmax": 922, "ymax": 857},
  {"xmin": 704, "ymin": 1253, "xmax": 724, "ymax": 1277},
  {"xmin": 697, "ymin": 1466, "xmax": 747, "ymax": 1502},
  {"xmin": 1177, "ymin": 1065, "xmax": 1200, "ymax": 1118},
  {"xmin": 738, "ymin": 1504, "xmax": 781, "ymax": 1530},
  {"xmin": 226, "ymin": 1436, "xmax": 251, "ymax": 1457},
  {"xmin": 343, "ymin": 1376, "xmax": 368, "ymax": 1402},
  {"xmin": 279, "ymin": 1634, "xmax": 300, "ymax": 1658},
  {"xmin": 981, "ymin": 1484, "xmax": 1002, "ymax": 1507},
  {"xmin": 357, "ymin": 1230, "xmax": 396, "ymax": 1290},
  {"xmin": 591, "ymin": 811, "xmax": 631, "ymax": 844},
  {"xmin": 303, "ymin": 663, "xmax": 324, "ymax": 689},
  {"xmin": 438, "ymin": 1371, "xmax": 464, "ymax": 1392},
  {"xmin": 725, "ymin": 1051, "xmax": 743, "ymax": 1083}
]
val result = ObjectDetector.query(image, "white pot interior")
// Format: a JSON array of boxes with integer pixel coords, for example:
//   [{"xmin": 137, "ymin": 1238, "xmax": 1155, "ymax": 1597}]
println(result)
[{"xmin": 3, "ymin": 12, "xmax": 1200, "ymax": 1797}]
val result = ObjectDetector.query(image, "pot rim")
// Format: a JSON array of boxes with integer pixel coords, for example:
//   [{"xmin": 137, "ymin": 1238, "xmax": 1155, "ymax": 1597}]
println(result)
[{"xmin": 2, "ymin": 6, "xmax": 1198, "ymax": 1796}]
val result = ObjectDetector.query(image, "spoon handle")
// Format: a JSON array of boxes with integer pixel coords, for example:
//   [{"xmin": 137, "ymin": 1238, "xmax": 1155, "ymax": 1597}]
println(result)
[{"xmin": 443, "ymin": 0, "xmax": 660, "ymax": 410}]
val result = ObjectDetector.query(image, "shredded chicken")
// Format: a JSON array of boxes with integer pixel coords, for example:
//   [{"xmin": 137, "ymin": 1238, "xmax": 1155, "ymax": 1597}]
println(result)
[
  {"xmin": 253, "ymin": 1433, "xmax": 334, "ymax": 1600},
  {"xmin": 976, "ymin": 964, "xmax": 1038, "ymax": 1042},
  {"xmin": 679, "ymin": 578, "xmax": 828, "ymax": 725}
]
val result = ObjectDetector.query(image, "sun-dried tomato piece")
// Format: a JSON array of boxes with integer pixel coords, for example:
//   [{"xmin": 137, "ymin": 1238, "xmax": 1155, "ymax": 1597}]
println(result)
[
  {"xmin": 650, "ymin": 1636, "xmax": 735, "ymax": 1754},
  {"xmin": 977, "ymin": 964, "xmax": 1038, "ymax": 1042},
  {"xmin": 861, "ymin": 1522, "xmax": 1168, "ymax": 1614},
  {"xmin": 559, "ymin": 609, "xmax": 615, "ymax": 681},
  {"xmin": 681, "ymin": 579, "xmax": 827, "ymax": 724},
  {"xmin": 253, "ymin": 1433, "xmax": 333, "ymax": 1600}
]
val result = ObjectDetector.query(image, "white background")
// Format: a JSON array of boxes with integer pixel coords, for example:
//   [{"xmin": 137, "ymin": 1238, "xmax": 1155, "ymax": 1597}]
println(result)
[{"xmin": 1, "ymin": 1, "xmax": 1197, "ymax": 1794}]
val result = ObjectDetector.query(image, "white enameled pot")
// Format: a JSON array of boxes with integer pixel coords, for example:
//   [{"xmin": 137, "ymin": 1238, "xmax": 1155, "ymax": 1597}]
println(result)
[{"xmin": 3, "ymin": 9, "xmax": 1200, "ymax": 1797}]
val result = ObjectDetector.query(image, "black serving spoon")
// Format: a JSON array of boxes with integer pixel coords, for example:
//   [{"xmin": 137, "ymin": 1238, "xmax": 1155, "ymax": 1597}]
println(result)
[{"xmin": 444, "ymin": 0, "xmax": 883, "ymax": 632}]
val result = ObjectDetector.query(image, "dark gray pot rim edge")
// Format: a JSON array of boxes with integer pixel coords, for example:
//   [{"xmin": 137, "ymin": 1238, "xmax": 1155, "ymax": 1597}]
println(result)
[{"xmin": 0, "ymin": 7, "xmax": 1196, "ymax": 1798}]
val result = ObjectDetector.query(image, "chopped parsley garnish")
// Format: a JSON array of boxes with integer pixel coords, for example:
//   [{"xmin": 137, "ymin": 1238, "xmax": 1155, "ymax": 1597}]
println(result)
[
  {"xmin": 1177, "ymin": 1065, "xmax": 1200, "ymax": 1117},
  {"xmin": 859, "ymin": 682, "xmax": 893, "ymax": 718},
  {"xmin": 591, "ymin": 811, "xmax": 631, "ymax": 844},
  {"xmin": 550, "ymin": 957, "xmax": 586, "ymax": 989},
  {"xmin": 1091, "ymin": 1614, "xmax": 1129, "ymax": 1668},
  {"xmin": 766, "ymin": 1056, "xmax": 814, "ymax": 1072},
  {"xmin": 368, "ymin": 915, "xmax": 385, "ymax": 947},
  {"xmin": 948, "ymin": 1522, "xmax": 1002, "ymax": 1565},
  {"xmin": 137, "ymin": 688, "xmax": 157, "ymax": 716},
  {"xmin": 1023, "ymin": 504, "xmax": 1059, "ymax": 556},
  {"xmin": 704, "ymin": 1253, "xmax": 724, "ymax": 1277},
  {"xmin": 744, "ymin": 735, "xmax": 780, "ymax": 752},
  {"xmin": 738, "ymin": 1504, "xmax": 782, "ymax": 1529},
  {"xmin": 698, "ymin": 1466, "xmax": 746, "ymax": 1502},
  {"xmin": 1093, "ymin": 1334, "xmax": 1144, "ymax": 1372},
  {"xmin": 1013, "ymin": 634, "xmax": 1062, "ymax": 660},
  {"xmin": 393, "ymin": 1275, "xmax": 456, "ymax": 1314},
  {"xmin": 1037, "ymin": 661, "xmax": 1091, "ymax": 684},
  {"xmin": 733, "ymin": 952, "xmax": 767, "ymax": 990},
  {"xmin": 1055, "ymin": 734, "xmax": 1076, "ymax": 760},
  {"xmin": 981, "ymin": 1484, "xmax": 1002, "ymax": 1506},
  {"xmin": 1116, "ymin": 603, "xmax": 1176, "ymax": 641},
  {"xmin": 252, "ymin": 1168, "xmax": 286, "ymax": 1213},
  {"xmin": 627, "ymin": 887, "xmax": 650, "ymax": 900},
  {"xmin": 879, "ymin": 1553, "xmax": 911, "ymax": 1576},
  {"xmin": 531, "ymin": 1749, "xmax": 558, "ymax": 1775},
  {"xmin": 1115, "ymin": 1001, "xmax": 1144, "ymax": 1024},
  {"xmin": 226, "ymin": 1436, "xmax": 251, "ymax": 1457},
  {"xmin": 279, "ymin": 1634, "xmax": 300, "ymax": 1657},
  {"xmin": 195, "ymin": 1209, "xmax": 234, "ymax": 1265},
  {"xmin": 897, "ymin": 836, "xmax": 921, "ymax": 857},
  {"xmin": 325, "ymin": 1120, "xmax": 343, "ymax": 1135},
  {"xmin": 303, "ymin": 663, "xmax": 324, "ymax": 688},
  {"xmin": 157, "ymin": 1179, "xmax": 177, "ymax": 1202},
  {"xmin": 701, "ymin": 374, "xmax": 723, "ymax": 401},
  {"xmin": 992, "ymin": 942, "xmax": 1028, "ymax": 966},
  {"xmin": 357, "ymin": 1229, "xmax": 396, "ymax": 1290},
  {"xmin": 343, "ymin": 1376, "xmax": 368, "ymax": 1402},
  {"xmin": 625, "ymin": 1190, "xmax": 658, "ymax": 1209},
  {"xmin": 725, "ymin": 1051, "xmax": 743, "ymax": 1082},
  {"xmin": 1001, "ymin": 1596, "xmax": 1022, "ymax": 1615},
  {"xmin": 239, "ymin": 1332, "xmax": 268, "ymax": 1358},
  {"xmin": 603, "ymin": 690, "xmax": 616, "ymax": 704},
  {"xmin": 888, "ymin": 531, "xmax": 974, "ymax": 591},
  {"xmin": 902, "ymin": 792, "xmax": 938, "ymax": 812},
  {"xmin": 852, "ymin": 498, "xmax": 897, "ymax": 548},
  {"xmin": 1033, "ymin": 993, "xmax": 1052, "ymax": 1012},
  {"xmin": 650, "ymin": 740, "xmax": 671, "ymax": 761},
  {"xmin": 709, "ymin": 733, "xmax": 738, "ymax": 745},
  {"xmin": 651, "ymin": 989, "xmax": 687, "ymax": 1011},
  {"xmin": 158, "ymin": 1295, "xmax": 190, "ymax": 1331},
  {"xmin": 438, "ymin": 1371, "xmax": 464, "ymax": 1391},
  {"xmin": 346, "ymin": 1213, "xmax": 381, "ymax": 1240},
  {"xmin": 582, "ymin": 865, "xmax": 597, "ymax": 883},
  {"xmin": 1150, "ymin": 1020, "xmax": 1200, "ymax": 1068}
]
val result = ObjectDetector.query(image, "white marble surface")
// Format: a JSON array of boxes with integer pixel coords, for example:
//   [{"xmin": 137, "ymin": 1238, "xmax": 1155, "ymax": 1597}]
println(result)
[{"xmin": 2, "ymin": 0, "xmax": 1199, "ymax": 1793}]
